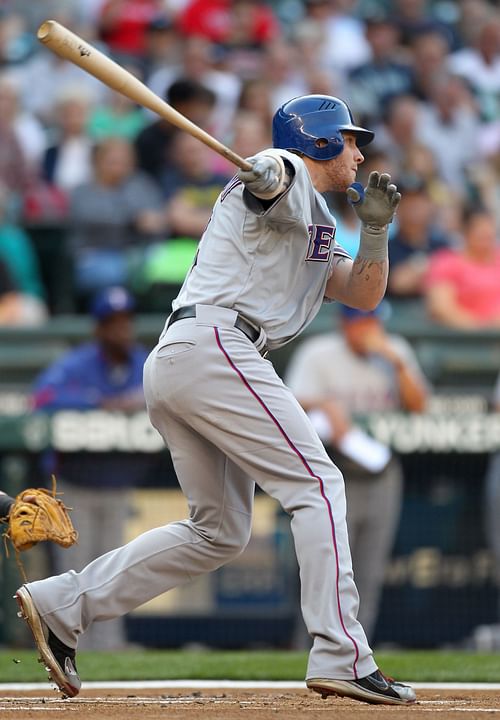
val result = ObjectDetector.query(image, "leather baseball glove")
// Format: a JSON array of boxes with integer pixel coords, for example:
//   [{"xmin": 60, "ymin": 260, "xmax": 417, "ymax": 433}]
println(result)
[{"xmin": 4, "ymin": 479, "xmax": 78, "ymax": 552}]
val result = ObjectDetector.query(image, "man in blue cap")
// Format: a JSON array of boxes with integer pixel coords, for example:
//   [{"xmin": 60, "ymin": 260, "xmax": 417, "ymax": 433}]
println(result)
[
  {"xmin": 27, "ymin": 286, "xmax": 151, "ymax": 649},
  {"xmin": 32, "ymin": 286, "xmax": 146, "ymax": 412}
]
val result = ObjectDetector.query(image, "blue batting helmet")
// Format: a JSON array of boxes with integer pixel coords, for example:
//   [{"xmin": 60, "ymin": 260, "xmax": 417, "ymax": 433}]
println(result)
[{"xmin": 272, "ymin": 95, "xmax": 374, "ymax": 161}]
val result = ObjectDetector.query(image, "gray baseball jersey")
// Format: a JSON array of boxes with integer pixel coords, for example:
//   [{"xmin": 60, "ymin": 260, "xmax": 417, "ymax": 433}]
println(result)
[
  {"xmin": 173, "ymin": 149, "xmax": 350, "ymax": 350},
  {"xmin": 26, "ymin": 148, "xmax": 378, "ymax": 686}
]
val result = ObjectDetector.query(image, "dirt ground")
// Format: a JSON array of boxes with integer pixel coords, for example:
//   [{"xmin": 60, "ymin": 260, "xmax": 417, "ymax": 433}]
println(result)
[{"xmin": 1, "ymin": 688, "xmax": 500, "ymax": 719}]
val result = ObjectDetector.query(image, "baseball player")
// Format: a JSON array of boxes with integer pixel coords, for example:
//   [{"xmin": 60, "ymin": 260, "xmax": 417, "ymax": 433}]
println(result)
[{"xmin": 13, "ymin": 94, "xmax": 415, "ymax": 705}]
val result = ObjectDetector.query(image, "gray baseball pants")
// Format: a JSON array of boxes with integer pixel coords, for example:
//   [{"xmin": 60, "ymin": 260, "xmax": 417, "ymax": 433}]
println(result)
[{"xmin": 27, "ymin": 305, "xmax": 377, "ymax": 680}]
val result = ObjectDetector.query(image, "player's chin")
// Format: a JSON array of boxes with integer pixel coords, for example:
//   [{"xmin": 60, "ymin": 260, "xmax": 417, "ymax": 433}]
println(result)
[
  {"xmin": 335, "ymin": 170, "xmax": 357, "ymax": 191},
  {"xmin": 348, "ymin": 168, "xmax": 358, "ymax": 185}
]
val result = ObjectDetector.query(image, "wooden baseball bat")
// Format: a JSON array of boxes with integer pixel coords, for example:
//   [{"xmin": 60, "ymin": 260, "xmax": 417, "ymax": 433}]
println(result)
[{"xmin": 37, "ymin": 20, "xmax": 252, "ymax": 171}]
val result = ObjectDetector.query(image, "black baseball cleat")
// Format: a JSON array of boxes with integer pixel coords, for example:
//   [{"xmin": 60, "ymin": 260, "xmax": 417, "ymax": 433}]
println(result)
[
  {"xmin": 14, "ymin": 586, "xmax": 81, "ymax": 698},
  {"xmin": 307, "ymin": 669, "xmax": 416, "ymax": 705}
]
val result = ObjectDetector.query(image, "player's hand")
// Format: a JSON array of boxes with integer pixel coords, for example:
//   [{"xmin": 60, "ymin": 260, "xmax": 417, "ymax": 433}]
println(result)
[
  {"xmin": 359, "ymin": 326, "xmax": 395, "ymax": 357},
  {"xmin": 238, "ymin": 153, "xmax": 286, "ymax": 199},
  {"xmin": 346, "ymin": 171, "xmax": 401, "ymax": 227}
]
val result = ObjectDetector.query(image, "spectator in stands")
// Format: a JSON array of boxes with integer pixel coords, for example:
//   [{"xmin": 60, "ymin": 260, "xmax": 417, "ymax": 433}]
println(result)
[
  {"xmin": 399, "ymin": 142, "xmax": 463, "ymax": 234},
  {"xmin": 424, "ymin": 205, "xmax": 500, "ymax": 329},
  {"xmin": 286, "ymin": 304, "xmax": 428, "ymax": 641},
  {"xmin": 97, "ymin": 0, "xmax": 165, "ymax": 62},
  {"xmin": 416, "ymin": 72, "xmax": 479, "ymax": 195},
  {"xmin": 448, "ymin": 13, "xmax": 500, "ymax": 122},
  {"xmin": 236, "ymin": 78, "xmax": 274, "ymax": 130},
  {"xmin": 88, "ymin": 71, "xmax": 147, "ymax": 141},
  {"xmin": 0, "ymin": 74, "xmax": 45, "ymax": 174},
  {"xmin": 0, "ymin": 11, "xmax": 36, "ymax": 68},
  {"xmin": 139, "ymin": 13, "xmax": 181, "ymax": 81},
  {"xmin": 0, "ymin": 257, "xmax": 46, "ymax": 326},
  {"xmin": 160, "ymin": 130, "xmax": 230, "ymax": 236},
  {"xmin": 347, "ymin": 11, "xmax": 412, "ymax": 126},
  {"xmin": 42, "ymin": 88, "xmax": 94, "ymax": 192},
  {"xmin": 392, "ymin": 0, "xmax": 456, "ymax": 49},
  {"xmin": 0, "ymin": 183, "xmax": 47, "ymax": 308},
  {"xmin": 355, "ymin": 146, "xmax": 397, "ymax": 188},
  {"xmin": 15, "ymin": 32, "xmax": 107, "ymax": 125},
  {"xmin": 372, "ymin": 94, "xmax": 423, "ymax": 169},
  {"xmin": 0, "ymin": 258, "xmax": 18, "ymax": 323},
  {"xmin": 300, "ymin": 0, "xmax": 371, "ymax": 76},
  {"xmin": 31, "ymin": 286, "xmax": 153, "ymax": 649},
  {"xmin": 68, "ymin": 136, "xmax": 165, "ymax": 300},
  {"xmin": 146, "ymin": 35, "xmax": 241, "ymax": 139},
  {"xmin": 288, "ymin": 20, "xmax": 344, "ymax": 98},
  {"xmin": 218, "ymin": 110, "xmax": 271, "ymax": 174},
  {"xmin": 135, "ymin": 78, "xmax": 217, "ymax": 184},
  {"xmin": 387, "ymin": 176, "xmax": 454, "ymax": 299},
  {"xmin": 262, "ymin": 39, "xmax": 317, "ymax": 111},
  {"xmin": 198, "ymin": 0, "xmax": 282, "ymax": 79},
  {"xmin": 454, "ymin": 0, "xmax": 492, "ymax": 49},
  {"xmin": 408, "ymin": 29, "xmax": 451, "ymax": 104},
  {"xmin": 0, "ymin": 77, "xmax": 31, "ymax": 199},
  {"xmin": 178, "ymin": 0, "xmax": 280, "ymax": 48}
]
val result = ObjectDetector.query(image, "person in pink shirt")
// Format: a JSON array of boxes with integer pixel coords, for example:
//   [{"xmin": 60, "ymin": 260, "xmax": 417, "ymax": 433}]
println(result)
[{"xmin": 424, "ymin": 205, "xmax": 500, "ymax": 329}]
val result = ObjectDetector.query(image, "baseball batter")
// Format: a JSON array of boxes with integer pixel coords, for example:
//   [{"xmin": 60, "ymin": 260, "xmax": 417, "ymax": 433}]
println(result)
[{"xmin": 12, "ymin": 95, "xmax": 415, "ymax": 705}]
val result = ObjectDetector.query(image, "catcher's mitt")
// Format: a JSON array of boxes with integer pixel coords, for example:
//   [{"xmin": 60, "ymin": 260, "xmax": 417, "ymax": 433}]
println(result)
[{"xmin": 3, "ymin": 477, "xmax": 78, "ymax": 553}]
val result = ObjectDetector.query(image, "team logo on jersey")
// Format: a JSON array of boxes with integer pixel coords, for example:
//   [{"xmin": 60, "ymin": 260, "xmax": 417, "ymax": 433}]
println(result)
[{"xmin": 306, "ymin": 224, "xmax": 335, "ymax": 262}]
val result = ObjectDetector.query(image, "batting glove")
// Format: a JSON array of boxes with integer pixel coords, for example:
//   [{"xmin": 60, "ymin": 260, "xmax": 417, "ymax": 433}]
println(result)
[
  {"xmin": 238, "ymin": 153, "xmax": 287, "ymax": 200},
  {"xmin": 346, "ymin": 171, "xmax": 401, "ymax": 228}
]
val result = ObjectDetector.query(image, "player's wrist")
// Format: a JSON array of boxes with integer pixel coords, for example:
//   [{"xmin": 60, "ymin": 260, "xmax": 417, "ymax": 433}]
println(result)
[
  {"xmin": 358, "ymin": 224, "xmax": 388, "ymax": 261},
  {"xmin": 362, "ymin": 222, "xmax": 388, "ymax": 233},
  {"xmin": 0, "ymin": 492, "xmax": 15, "ymax": 519},
  {"xmin": 239, "ymin": 152, "xmax": 291, "ymax": 200}
]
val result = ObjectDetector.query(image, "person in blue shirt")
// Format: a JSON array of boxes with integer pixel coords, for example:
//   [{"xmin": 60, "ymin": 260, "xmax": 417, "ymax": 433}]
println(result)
[
  {"xmin": 30, "ymin": 286, "xmax": 153, "ymax": 650},
  {"xmin": 32, "ymin": 286, "xmax": 148, "ymax": 412}
]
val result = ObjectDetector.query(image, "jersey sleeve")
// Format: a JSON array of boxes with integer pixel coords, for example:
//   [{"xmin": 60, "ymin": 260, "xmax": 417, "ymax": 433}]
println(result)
[{"xmin": 332, "ymin": 241, "xmax": 351, "ymax": 260}]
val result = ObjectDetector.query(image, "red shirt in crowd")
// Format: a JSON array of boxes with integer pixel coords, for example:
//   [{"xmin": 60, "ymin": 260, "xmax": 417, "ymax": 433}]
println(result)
[
  {"xmin": 99, "ymin": 0, "xmax": 161, "ymax": 56},
  {"xmin": 178, "ymin": 0, "xmax": 280, "ymax": 45}
]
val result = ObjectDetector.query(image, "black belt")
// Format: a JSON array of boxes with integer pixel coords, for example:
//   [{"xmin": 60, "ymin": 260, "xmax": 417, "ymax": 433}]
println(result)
[{"xmin": 167, "ymin": 305, "xmax": 261, "ymax": 345}]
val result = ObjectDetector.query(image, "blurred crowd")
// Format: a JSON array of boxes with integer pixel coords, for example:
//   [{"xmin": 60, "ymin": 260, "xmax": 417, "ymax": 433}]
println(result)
[{"xmin": 1, "ymin": 0, "xmax": 500, "ymax": 327}]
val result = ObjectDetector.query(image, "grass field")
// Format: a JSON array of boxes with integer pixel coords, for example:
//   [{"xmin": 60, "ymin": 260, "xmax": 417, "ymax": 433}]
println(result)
[{"xmin": 1, "ymin": 650, "xmax": 500, "ymax": 683}]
